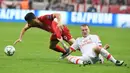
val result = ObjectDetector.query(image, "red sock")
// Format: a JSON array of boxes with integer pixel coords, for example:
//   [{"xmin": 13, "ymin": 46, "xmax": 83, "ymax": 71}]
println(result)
[
  {"xmin": 55, "ymin": 45, "xmax": 66, "ymax": 53},
  {"xmin": 107, "ymin": 54, "xmax": 111, "ymax": 60}
]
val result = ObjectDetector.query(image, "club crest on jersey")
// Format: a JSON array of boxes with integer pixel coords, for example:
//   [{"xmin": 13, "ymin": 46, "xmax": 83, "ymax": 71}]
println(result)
[{"xmin": 80, "ymin": 39, "xmax": 92, "ymax": 48}]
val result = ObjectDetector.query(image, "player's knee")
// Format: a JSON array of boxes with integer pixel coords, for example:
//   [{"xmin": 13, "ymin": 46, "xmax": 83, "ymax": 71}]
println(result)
[
  {"xmin": 49, "ymin": 45, "xmax": 55, "ymax": 50},
  {"xmin": 94, "ymin": 46, "xmax": 101, "ymax": 54}
]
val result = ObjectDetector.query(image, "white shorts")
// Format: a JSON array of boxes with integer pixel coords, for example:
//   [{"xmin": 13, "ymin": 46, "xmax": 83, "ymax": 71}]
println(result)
[
  {"xmin": 74, "ymin": 55, "xmax": 100, "ymax": 64},
  {"xmin": 80, "ymin": 43, "xmax": 99, "ymax": 64},
  {"xmin": 81, "ymin": 43, "xmax": 97, "ymax": 58}
]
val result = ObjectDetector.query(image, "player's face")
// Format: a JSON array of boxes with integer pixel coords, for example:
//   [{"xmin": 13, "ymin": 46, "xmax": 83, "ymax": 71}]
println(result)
[{"xmin": 81, "ymin": 26, "xmax": 90, "ymax": 37}]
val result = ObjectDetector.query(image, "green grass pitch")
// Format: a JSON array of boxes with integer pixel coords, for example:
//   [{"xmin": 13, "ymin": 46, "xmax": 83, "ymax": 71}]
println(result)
[{"xmin": 0, "ymin": 22, "xmax": 130, "ymax": 73}]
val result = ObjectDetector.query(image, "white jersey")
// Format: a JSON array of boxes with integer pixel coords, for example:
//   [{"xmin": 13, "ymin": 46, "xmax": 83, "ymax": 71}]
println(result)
[{"xmin": 70, "ymin": 34, "xmax": 102, "ymax": 58}]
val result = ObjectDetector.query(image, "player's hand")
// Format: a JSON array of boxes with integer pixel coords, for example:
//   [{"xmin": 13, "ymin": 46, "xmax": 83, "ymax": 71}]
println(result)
[
  {"xmin": 13, "ymin": 38, "xmax": 22, "ymax": 45},
  {"xmin": 103, "ymin": 44, "xmax": 110, "ymax": 50}
]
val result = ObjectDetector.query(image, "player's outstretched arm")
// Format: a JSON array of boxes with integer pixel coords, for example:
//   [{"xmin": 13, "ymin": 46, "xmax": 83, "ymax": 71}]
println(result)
[{"xmin": 13, "ymin": 24, "xmax": 30, "ymax": 45}]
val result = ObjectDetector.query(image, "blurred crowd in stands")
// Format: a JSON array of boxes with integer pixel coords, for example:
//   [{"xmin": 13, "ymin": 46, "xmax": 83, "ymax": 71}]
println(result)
[{"xmin": 0, "ymin": 0, "xmax": 130, "ymax": 14}]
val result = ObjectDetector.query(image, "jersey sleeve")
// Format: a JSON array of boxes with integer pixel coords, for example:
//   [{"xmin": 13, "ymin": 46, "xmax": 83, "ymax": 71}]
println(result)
[
  {"xmin": 70, "ymin": 38, "xmax": 79, "ymax": 52},
  {"xmin": 51, "ymin": 21, "xmax": 62, "ymax": 39},
  {"xmin": 92, "ymin": 35, "xmax": 102, "ymax": 47},
  {"xmin": 39, "ymin": 14, "xmax": 54, "ymax": 21},
  {"xmin": 42, "ymin": 14, "xmax": 62, "ymax": 39}
]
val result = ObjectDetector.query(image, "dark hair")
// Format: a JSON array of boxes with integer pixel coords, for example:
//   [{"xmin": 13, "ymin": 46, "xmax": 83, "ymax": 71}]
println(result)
[{"xmin": 24, "ymin": 12, "xmax": 36, "ymax": 21}]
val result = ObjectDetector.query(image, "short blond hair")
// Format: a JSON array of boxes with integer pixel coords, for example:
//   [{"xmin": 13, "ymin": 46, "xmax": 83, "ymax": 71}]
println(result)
[{"xmin": 81, "ymin": 24, "xmax": 89, "ymax": 27}]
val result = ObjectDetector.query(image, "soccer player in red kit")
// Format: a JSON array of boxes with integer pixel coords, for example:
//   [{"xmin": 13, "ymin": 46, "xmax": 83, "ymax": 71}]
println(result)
[{"xmin": 14, "ymin": 12, "xmax": 75, "ymax": 58}]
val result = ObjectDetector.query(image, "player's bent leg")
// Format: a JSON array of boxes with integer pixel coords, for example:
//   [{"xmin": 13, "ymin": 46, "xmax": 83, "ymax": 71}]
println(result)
[
  {"xmin": 49, "ymin": 39, "xmax": 66, "ymax": 54},
  {"xmin": 60, "ymin": 38, "xmax": 76, "ymax": 59},
  {"xmin": 66, "ymin": 55, "xmax": 84, "ymax": 65},
  {"xmin": 98, "ymin": 44, "xmax": 110, "ymax": 64},
  {"xmin": 98, "ymin": 54, "xmax": 104, "ymax": 64},
  {"xmin": 95, "ymin": 47, "xmax": 124, "ymax": 66},
  {"xmin": 66, "ymin": 55, "xmax": 92, "ymax": 66},
  {"xmin": 60, "ymin": 48, "xmax": 70, "ymax": 59},
  {"xmin": 59, "ymin": 38, "xmax": 75, "ymax": 59}
]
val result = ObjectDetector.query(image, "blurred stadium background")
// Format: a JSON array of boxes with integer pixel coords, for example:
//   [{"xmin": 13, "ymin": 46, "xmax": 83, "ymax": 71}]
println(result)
[
  {"xmin": 1, "ymin": 0, "xmax": 130, "ymax": 13},
  {"xmin": 0, "ymin": 0, "xmax": 130, "ymax": 73}
]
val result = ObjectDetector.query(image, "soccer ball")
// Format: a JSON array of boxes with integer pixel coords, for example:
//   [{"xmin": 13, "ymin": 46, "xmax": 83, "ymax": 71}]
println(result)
[{"xmin": 4, "ymin": 45, "xmax": 15, "ymax": 56}]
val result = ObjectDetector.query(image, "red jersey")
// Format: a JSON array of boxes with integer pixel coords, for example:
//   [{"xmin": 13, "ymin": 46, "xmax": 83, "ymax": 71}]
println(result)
[
  {"xmin": 37, "ymin": 14, "xmax": 54, "ymax": 33},
  {"xmin": 31, "ymin": 14, "xmax": 72, "ymax": 41}
]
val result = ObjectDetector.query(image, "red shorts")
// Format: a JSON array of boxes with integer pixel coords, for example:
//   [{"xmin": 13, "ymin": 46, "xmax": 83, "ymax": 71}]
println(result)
[{"xmin": 50, "ymin": 25, "xmax": 72, "ymax": 42}]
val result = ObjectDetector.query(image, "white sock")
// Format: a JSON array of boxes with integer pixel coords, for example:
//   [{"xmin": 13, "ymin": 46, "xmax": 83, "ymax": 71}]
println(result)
[
  {"xmin": 66, "ymin": 55, "xmax": 83, "ymax": 64},
  {"xmin": 100, "ymin": 48, "xmax": 117, "ymax": 63},
  {"xmin": 98, "ymin": 54, "xmax": 104, "ymax": 63}
]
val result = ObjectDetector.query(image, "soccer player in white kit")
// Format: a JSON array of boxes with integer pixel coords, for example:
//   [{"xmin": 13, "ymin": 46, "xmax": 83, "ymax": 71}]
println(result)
[{"xmin": 66, "ymin": 24, "xmax": 124, "ymax": 66}]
